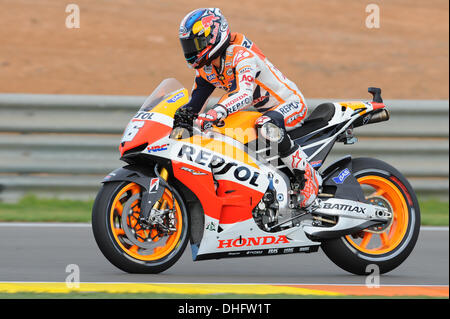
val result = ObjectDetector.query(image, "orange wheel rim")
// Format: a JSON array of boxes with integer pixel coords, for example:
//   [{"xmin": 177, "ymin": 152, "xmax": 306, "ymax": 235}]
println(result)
[
  {"xmin": 109, "ymin": 183, "xmax": 183, "ymax": 261},
  {"xmin": 345, "ymin": 175, "xmax": 409, "ymax": 255}
]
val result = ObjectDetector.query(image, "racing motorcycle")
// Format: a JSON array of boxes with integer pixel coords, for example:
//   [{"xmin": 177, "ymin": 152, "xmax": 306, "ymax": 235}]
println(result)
[{"xmin": 92, "ymin": 78, "xmax": 420, "ymax": 275}]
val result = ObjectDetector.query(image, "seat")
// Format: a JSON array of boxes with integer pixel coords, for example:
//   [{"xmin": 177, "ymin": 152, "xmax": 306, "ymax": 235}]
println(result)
[{"xmin": 288, "ymin": 102, "xmax": 336, "ymax": 139}]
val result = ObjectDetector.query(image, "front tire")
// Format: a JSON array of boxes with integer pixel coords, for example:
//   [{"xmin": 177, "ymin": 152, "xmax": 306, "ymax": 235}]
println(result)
[
  {"xmin": 92, "ymin": 181, "xmax": 189, "ymax": 273},
  {"xmin": 321, "ymin": 157, "xmax": 421, "ymax": 275}
]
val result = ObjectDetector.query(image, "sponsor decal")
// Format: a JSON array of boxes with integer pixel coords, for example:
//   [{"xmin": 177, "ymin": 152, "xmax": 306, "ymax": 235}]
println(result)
[
  {"xmin": 226, "ymin": 68, "xmax": 234, "ymax": 76},
  {"xmin": 291, "ymin": 150, "xmax": 305, "ymax": 170},
  {"xmin": 278, "ymin": 101, "xmax": 301, "ymax": 116},
  {"xmin": 246, "ymin": 250, "xmax": 264, "ymax": 255},
  {"xmin": 133, "ymin": 111, "xmax": 154, "ymax": 121},
  {"xmin": 223, "ymin": 93, "xmax": 252, "ymax": 113},
  {"xmin": 226, "ymin": 98, "xmax": 253, "ymax": 114},
  {"xmin": 147, "ymin": 144, "xmax": 168, "ymax": 153},
  {"xmin": 104, "ymin": 172, "xmax": 116, "ymax": 180},
  {"xmin": 227, "ymin": 252, "xmax": 241, "ymax": 256},
  {"xmin": 252, "ymin": 93, "xmax": 270, "ymax": 107},
  {"xmin": 205, "ymin": 222, "xmax": 216, "ymax": 231},
  {"xmin": 233, "ymin": 49, "xmax": 252, "ymax": 66},
  {"xmin": 267, "ymin": 248, "xmax": 279, "ymax": 254},
  {"xmin": 238, "ymin": 66, "xmax": 252, "ymax": 74},
  {"xmin": 217, "ymin": 235, "xmax": 289, "ymax": 248},
  {"xmin": 241, "ymin": 74, "xmax": 254, "ymax": 83},
  {"xmin": 149, "ymin": 178, "xmax": 159, "ymax": 193},
  {"xmin": 255, "ymin": 116, "xmax": 271, "ymax": 126},
  {"xmin": 332, "ymin": 168, "xmax": 351, "ymax": 184},
  {"xmin": 283, "ymin": 248, "xmax": 294, "ymax": 253},
  {"xmin": 225, "ymin": 93, "xmax": 249, "ymax": 108},
  {"xmin": 180, "ymin": 166, "xmax": 207, "ymax": 176},
  {"xmin": 322, "ymin": 202, "xmax": 367, "ymax": 214},
  {"xmin": 206, "ymin": 73, "xmax": 216, "ymax": 81},
  {"xmin": 167, "ymin": 92, "xmax": 185, "ymax": 103},
  {"xmin": 177, "ymin": 144, "xmax": 260, "ymax": 187},
  {"xmin": 285, "ymin": 110, "xmax": 306, "ymax": 127},
  {"xmin": 310, "ymin": 160, "xmax": 323, "ymax": 168}
]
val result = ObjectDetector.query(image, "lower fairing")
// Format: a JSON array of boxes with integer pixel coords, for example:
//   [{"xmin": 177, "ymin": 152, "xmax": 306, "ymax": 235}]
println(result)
[
  {"xmin": 193, "ymin": 244, "xmax": 320, "ymax": 261},
  {"xmin": 190, "ymin": 217, "xmax": 321, "ymax": 261}
]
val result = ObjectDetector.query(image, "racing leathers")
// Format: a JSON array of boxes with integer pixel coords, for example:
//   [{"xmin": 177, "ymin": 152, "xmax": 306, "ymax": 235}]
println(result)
[{"xmin": 182, "ymin": 32, "xmax": 321, "ymax": 208}]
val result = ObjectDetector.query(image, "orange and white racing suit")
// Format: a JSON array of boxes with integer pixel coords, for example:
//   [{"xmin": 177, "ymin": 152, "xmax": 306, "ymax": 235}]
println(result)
[{"xmin": 183, "ymin": 32, "xmax": 321, "ymax": 207}]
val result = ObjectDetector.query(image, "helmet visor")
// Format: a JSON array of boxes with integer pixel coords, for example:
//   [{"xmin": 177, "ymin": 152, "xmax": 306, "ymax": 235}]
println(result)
[{"xmin": 180, "ymin": 36, "xmax": 209, "ymax": 64}]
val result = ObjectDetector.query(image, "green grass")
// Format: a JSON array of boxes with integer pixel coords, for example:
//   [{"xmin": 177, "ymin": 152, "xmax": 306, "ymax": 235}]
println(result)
[
  {"xmin": 0, "ymin": 195, "xmax": 448, "ymax": 226},
  {"xmin": 0, "ymin": 292, "xmax": 443, "ymax": 299},
  {"xmin": 0, "ymin": 195, "xmax": 94, "ymax": 223},
  {"xmin": 419, "ymin": 198, "xmax": 449, "ymax": 226}
]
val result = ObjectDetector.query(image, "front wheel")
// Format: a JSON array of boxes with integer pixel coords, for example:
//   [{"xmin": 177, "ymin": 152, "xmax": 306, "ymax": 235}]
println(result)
[
  {"xmin": 92, "ymin": 181, "xmax": 189, "ymax": 273},
  {"xmin": 321, "ymin": 157, "xmax": 421, "ymax": 275}
]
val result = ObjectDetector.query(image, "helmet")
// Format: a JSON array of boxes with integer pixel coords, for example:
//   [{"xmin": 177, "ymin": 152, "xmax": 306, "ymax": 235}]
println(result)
[{"xmin": 179, "ymin": 8, "xmax": 230, "ymax": 69}]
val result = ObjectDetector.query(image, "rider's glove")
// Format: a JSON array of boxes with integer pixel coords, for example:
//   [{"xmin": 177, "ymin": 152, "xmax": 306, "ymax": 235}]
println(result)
[
  {"xmin": 195, "ymin": 104, "xmax": 228, "ymax": 131},
  {"xmin": 174, "ymin": 107, "xmax": 197, "ymax": 127}
]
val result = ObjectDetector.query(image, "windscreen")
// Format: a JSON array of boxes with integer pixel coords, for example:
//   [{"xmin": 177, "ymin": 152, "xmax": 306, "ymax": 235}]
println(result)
[{"xmin": 139, "ymin": 78, "xmax": 185, "ymax": 112}]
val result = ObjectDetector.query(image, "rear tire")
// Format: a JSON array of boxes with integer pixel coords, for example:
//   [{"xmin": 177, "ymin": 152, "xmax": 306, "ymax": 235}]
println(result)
[
  {"xmin": 92, "ymin": 181, "xmax": 189, "ymax": 274},
  {"xmin": 321, "ymin": 157, "xmax": 421, "ymax": 275}
]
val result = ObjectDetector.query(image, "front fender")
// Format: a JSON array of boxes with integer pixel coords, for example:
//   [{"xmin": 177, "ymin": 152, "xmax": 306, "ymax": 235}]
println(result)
[
  {"xmin": 103, "ymin": 164, "xmax": 156, "ymax": 191},
  {"xmin": 103, "ymin": 164, "xmax": 167, "ymax": 221}
]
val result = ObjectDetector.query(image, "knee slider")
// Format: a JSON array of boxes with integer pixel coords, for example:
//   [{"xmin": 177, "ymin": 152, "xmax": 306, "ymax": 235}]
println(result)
[{"xmin": 255, "ymin": 116, "xmax": 284, "ymax": 143}]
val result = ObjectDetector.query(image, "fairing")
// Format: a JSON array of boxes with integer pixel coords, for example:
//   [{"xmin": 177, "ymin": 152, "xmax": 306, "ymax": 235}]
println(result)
[{"xmin": 119, "ymin": 78, "xmax": 188, "ymax": 155}]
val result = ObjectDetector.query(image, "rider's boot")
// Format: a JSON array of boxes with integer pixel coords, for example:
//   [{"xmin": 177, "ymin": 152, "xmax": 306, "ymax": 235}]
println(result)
[{"xmin": 280, "ymin": 144, "xmax": 322, "ymax": 208}]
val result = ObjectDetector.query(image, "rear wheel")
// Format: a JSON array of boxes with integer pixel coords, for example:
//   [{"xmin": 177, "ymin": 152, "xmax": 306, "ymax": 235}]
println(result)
[
  {"xmin": 321, "ymin": 157, "xmax": 420, "ymax": 275},
  {"xmin": 92, "ymin": 181, "xmax": 189, "ymax": 273}
]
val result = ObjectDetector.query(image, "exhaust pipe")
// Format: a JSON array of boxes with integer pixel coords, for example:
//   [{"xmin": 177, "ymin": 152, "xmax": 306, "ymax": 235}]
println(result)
[{"xmin": 367, "ymin": 109, "xmax": 390, "ymax": 124}]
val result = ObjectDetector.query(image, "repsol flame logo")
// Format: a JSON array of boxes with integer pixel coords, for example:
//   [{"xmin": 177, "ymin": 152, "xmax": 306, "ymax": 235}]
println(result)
[
  {"xmin": 217, "ymin": 235, "xmax": 289, "ymax": 249},
  {"xmin": 177, "ymin": 145, "xmax": 259, "ymax": 187}
]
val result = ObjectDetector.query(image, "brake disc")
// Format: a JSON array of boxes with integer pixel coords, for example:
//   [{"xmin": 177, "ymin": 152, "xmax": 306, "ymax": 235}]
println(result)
[{"xmin": 120, "ymin": 193, "xmax": 162, "ymax": 249}]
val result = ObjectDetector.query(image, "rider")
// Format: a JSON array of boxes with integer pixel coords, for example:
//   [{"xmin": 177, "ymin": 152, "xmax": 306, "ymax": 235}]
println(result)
[{"xmin": 177, "ymin": 8, "xmax": 321, "ymax": 208}]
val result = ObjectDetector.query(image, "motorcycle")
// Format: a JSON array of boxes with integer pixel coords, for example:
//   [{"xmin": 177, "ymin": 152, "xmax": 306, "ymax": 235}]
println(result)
[{"xmin": 92, "ymin": 78, "xmax": 420, "ymax": 275}]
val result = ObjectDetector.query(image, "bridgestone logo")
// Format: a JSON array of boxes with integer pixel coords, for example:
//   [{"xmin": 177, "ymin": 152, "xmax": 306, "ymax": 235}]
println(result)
[{"xmin": 217, "ymin": 235, "xmax": 289, "ymax": 248}]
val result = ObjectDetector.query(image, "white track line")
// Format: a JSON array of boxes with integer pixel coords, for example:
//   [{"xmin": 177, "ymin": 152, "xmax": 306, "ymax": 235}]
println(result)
[
  {"xmin": 0, "ymin": 223, "xmax": 447, "ymax": 231},
  {"xmin": 420, "ymin": 226, "xmax": 449, "ymax": 231}
]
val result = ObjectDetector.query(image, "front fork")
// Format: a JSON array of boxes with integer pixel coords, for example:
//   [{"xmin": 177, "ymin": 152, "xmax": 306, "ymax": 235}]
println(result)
[
  {"xmin": 152, "ymin": 167, "xmax": 169, "ymax": 211},
  {"xmin": 139, "ymin": 165, "xmax": 171, "ymax": 224}
]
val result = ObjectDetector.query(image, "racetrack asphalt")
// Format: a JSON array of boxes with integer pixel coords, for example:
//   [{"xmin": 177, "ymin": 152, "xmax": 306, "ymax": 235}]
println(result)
[{"xmin": 0, "ymin": 223, "xmax": 447, "ymax": 286}]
